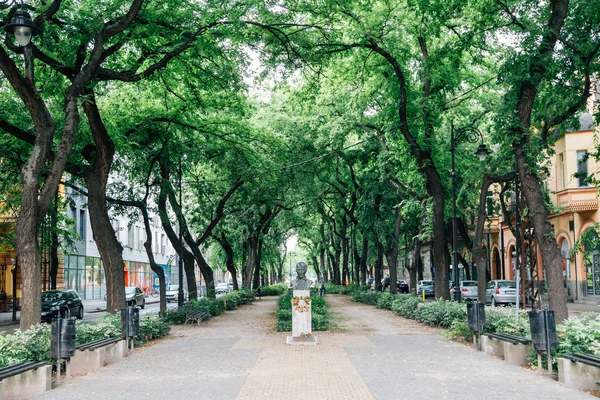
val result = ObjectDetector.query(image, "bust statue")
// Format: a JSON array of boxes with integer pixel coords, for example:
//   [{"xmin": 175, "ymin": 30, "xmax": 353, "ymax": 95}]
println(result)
[{"xmin": 292, "ymin": 261, "xmax": 313, "ymax": 290}]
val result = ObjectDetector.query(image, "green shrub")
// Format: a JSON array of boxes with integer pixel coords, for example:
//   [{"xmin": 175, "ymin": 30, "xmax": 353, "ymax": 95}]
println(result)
[
  {"xmin": 391, "ymin": 295, "xmax": 420, "ymax": 319},
  {"xmin": 163, "ymin": 307, "xmax": 187, "ymax": 325},
  {"xmin": 237, "ymin": 288, "xmax": 256, "ymax": 304},
  {"xmin": 259, "ymin": 283, "xmax": 288, "ymax": 296},
  {"xmin": 351, "ymin": 290, "xmax": 380, "ymax": 305},
  {"xmin": 312, "ymin": 313, "xmax": 330, "ymax": 330},
  {"xmin": 324, "ymin": 283, "xmax": 342, "ymax": 294},
  {"xmin": 221, "ymin": 292, "xmax": 241, "ymax": 310},
  {"xmin": 76, "ymin": 314, "xmax": 121, "ymax": 344},
  {"xmin": 414, "ymin": 299, "xmax": 466, "ymax": 328},
  {"xmin": 376, "ymin": 292, "xmax": 396, "ymax": 310},
  {"xmin": 135, "ymin": 314, "xmax": 171, "ymax": 346},
  {"xmin": 0, "ymin": 324, "xmax": 51, "ymax": 367},
  {"xmin": 445, "ymin": 320, "xmax": 473, "ymax": 342},
  {"xmin": 485, "ymin": 307, "xmax": 530, "ymax": 337},
  {"xmin": 554, "ymin": 313, "xmax": 600, "ymax": 359}
]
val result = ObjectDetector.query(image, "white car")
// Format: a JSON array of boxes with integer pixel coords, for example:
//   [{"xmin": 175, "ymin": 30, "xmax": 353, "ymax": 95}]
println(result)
[
  {"xmin": 215, "ymin": 283, "xmax": 229, "ymax": 294},
  {"xmin": 165, "ymin": 285, "xmax": 187, "ymax": 302}
]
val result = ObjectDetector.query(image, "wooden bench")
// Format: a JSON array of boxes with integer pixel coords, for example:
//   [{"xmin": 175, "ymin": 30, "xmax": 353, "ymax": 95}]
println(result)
[
  {"xmin": 558, "ymin": 353, "xmax": 600, "ymax": 391},
  {"xmin": 0, "ymin": 361, "xmax": 51, "ymax": 400},
  {"xmin": 185, "ymin": 309, "xmax": 209, "ymax": 326},
  {"xmin": 67, "ymin": 338, "xmax": 126, "ymax": 377},
  {"xmin": 481, "ymin": 333, "xmax": 532, "ymax": 366}
]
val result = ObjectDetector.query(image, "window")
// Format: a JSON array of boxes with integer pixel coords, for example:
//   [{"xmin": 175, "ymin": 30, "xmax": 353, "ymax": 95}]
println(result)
[
  {"xmin": 486, "ymin": 191, "xmax": 496, "ymax": 216},
  {"xmin": 161, "ymin": 234, "xmax": 166, "ymax": 255},
  {"xmin": 70, "ymin": 206, "xmax": 77, "ymax": 231},
  {"xmin": 127, "ymin": 226, "xmax": 134, "ymax": 248},
  {"xmin": 576, "ymin": 150, "xmax": 589, "ymax": 187},
  {"xmin": 79, "ymin": 210, "xmax": 86, "ymax": 241},
  {"xmin": 560, "ymin": 153, "xmax": 566, "ymax": 189},
  {"xmin": 136, "ymin": 226, "xmax": 142, "ymax": 250}
]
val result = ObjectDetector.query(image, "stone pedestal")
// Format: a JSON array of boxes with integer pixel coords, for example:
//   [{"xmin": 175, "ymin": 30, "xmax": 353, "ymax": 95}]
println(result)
[{"xmin": 287, "ymin": 290, "xmax": 317, "ymax": 345}]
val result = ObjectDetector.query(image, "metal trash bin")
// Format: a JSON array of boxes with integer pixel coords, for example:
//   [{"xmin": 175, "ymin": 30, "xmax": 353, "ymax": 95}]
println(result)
[
  {"xmin": 528, "ymin": 309, "xmax": 557, "ymax": 352},
  {"xmin": 50, "ymin": 317, "xmax": 76, "ymax": 358},
  {"xmin": 121, "ymin": 307, "xmax": 139, "ymax": 338},
  {"xmin": 467, "ymin": 302, "xmax": 486, "ymax": 333}
]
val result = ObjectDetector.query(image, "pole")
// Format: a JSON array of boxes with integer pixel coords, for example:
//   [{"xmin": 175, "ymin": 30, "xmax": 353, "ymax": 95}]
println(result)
[
  {"xmin": 515, "ymin": 162, "xmax": 521, "ymax": 321},
  {"xmin": 178, "ymin": 159, "xmax": 184, "ymax": 307},
  {"xmin": 11, "ymin": 259, "xmax": 17, "ymax": 322},
  {"xmin": 451, "ymin": 123, "xmax": 460, "ymax": 302}
]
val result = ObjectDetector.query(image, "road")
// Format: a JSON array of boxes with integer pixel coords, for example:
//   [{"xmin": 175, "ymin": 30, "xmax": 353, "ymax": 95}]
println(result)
[{"xmin": 0, "ymin": 300, "xmax": 178, "ymax": 334}]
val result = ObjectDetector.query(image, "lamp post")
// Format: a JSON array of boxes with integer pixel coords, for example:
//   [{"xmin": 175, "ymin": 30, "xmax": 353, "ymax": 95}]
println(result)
[
  {"xmin": 451, "ymin": 122, "xmax": 489, "ymax": 301},
  {"xmin": 2, "ymin": 1, "xmax": 39, "ymax": 47},
  {"xmin": 11, "ymin": 256, "xmax": 17, "ymax": 322},
  {"xmin": 178, "ymin": 159, "xmax": 184, "ymax": 307}
]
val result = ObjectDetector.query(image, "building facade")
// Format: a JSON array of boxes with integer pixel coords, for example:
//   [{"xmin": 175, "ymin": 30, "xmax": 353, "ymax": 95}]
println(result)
[
  {"xmin": 63, "ymin": 188, "xmax": 181, "ymax": 300},
  {"xmin": 484, "ymin": 116, "xmax": 599, "ymax": 301}
]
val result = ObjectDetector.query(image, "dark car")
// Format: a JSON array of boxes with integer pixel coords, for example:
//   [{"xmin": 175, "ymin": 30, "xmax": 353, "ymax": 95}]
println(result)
[
  {"xmin": 125, "ymin": 287, "xmax": 145, "ymax": 308},
  {"xmin": 397, "ymin": 280, "xmax": 409, "ymax": 293},
  {"xmin": 416, "ymin": 280, "xmax": 435, "ymax": 297},
  {"xmin": 41, "ymin": 289, "xmax": 84, "ymax": 321}
]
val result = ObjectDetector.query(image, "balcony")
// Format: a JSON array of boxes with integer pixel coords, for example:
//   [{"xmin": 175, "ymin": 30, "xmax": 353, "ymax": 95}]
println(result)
[{"xmin": 556, "ymin": 187, "xmax": 599, "ymax": 212}]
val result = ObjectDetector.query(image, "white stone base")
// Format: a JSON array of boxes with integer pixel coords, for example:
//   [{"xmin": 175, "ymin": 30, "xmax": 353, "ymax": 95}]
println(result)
[
  {"xmin": 286, "ymin": 336, "xmax": 318, "ymax": 345},
  {"xmin": 291, "ymin": 290, "xmax": 312, "ymax": 338}
]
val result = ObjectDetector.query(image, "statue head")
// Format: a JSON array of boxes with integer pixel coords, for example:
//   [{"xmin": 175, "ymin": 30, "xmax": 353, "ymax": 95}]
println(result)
[{"xmin": 295, "ymin": 261, "xmax": 308, "ymax": 279}]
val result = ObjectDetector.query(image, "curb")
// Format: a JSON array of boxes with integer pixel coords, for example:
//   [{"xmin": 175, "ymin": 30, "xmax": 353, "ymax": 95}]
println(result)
[{"xmin": 86, "ymin": 298, "xmax": 161, "ymax": 313}]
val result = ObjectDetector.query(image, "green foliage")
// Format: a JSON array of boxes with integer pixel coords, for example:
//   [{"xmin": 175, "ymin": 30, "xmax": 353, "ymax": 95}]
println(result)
[
  {"xmin": 414, "ymin": 300, "xmax": 467, "ymax": 328},
  {"xmin": 391, "ymin": 295, "xmax": 421, "ymax": 319},
  {"xmin": 0, "ymin": 324, "xmax": 51, "ymax": 367},
  {"xmin": 163, "ymin": 307, "xmax": 187, "ymax": 325},
  {"xmin": 76, "ymin": 315, "xmax": 121, "ymax": 344},
  {"xmin": 135, "ymin": 315, "xmax": 171, "ymax": 347},
  {"xmin": 376, "ymin": 292, "xmax": 396, "ymax": 310},
  {"xmin": 258, "ymin": 283, "xmax": 288, "ymax": 296},
  {"xmin": 484, "ymin": 307, "xmax": 531, "ymax": 337},
  {"xmin": 444, "ymin": 320, "xmax": 473, "ymax": 342},
  {"xmin": 351, "ymin": 290, "xmax": 381, "ymax": 306},
  {"xmin": 221, "ymin": 291, "xmax": 242, "ymax": 310},
  {"xmin": 556, "ymin": 313, "xmax": 600, "ymax": 359}
]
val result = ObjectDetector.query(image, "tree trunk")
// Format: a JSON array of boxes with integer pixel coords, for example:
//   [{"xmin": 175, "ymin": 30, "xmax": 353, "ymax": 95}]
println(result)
[
  {"xmin": 374, "ymin": 238, "xmax": 384, "ymax": 292},
  {"xmin": 49, "ymin": 197, "xmax": 59, "ymax": 290},
  {"xmin": 516, "ymin": 145, "xmax": 568, "ymax": 321},
  {"xmin": 244, "ymin": 236, "xmax": 258, "ymax": 289},
  {"xmin": 82, "ymin": 92, "xmax": 126, "ymax": 314},
  {"xmin": 215, "ymin": 233, "xmax": 238, "ymax": 290},
  {"xmin": 360, "ymin": 236, "xmax": 368, "ymax": 286},
  {"xmin": 385, "ymin": 210, "xmax": 402, "ymax": 293}
]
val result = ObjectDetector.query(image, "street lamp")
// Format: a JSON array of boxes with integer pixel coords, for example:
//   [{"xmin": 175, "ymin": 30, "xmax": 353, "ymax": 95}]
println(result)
[
  {"xmin": 451, "ymin": 122, "xmax": 489, "ymax": 301},
  {"xmin": 178, "ymin": 159, "xmax": 184, "ymax": 307},
  {"xmin": 10, "ymin": 256, "xmax": 17, "ymax": 322},
  {"xmin": 2, "ymin": 2, "xmax": 39, "ymax": 47}
]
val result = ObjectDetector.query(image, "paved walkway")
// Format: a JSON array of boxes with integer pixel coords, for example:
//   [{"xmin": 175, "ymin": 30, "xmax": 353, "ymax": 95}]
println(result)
[{"xmin": 36, "ymin": 295, "xmax": 594, "ymax": 400}]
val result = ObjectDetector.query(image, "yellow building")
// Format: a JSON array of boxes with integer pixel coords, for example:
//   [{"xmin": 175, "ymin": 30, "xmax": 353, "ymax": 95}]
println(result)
[{"xmin": 485, "ymin": 116, "xmax": 599, "ymax": 302}]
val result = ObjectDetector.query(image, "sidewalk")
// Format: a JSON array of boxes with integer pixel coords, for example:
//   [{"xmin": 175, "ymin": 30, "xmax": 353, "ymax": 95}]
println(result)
[{"xmin": 34, "ymin": 295, "xmax": 595, "ymax": 400}]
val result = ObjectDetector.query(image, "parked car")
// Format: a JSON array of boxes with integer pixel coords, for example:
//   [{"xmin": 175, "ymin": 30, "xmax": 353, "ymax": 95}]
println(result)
[
  {"xmin": 215, "ymin": 282, "xmax": 230, "ymax": 295},
  {"xmin": 485, "ymin": 280, "xmax": 517, "ymax": 306},
  {"xmin": 450, "ymin": 280, "xmax": 478, "ymax": 301},
  {"xmin": 381, "ymin": 278, "xmax": 410, "ymax": 293},
  {"xmin": 41, "ymin": 289, "xmax": 84, "ymax": 321},
  {"xmin": 165, "ymin": 285, "xmax": 186, "ymax": 302},
  {"xmin": 125, "ymin": 286, "xmax": 145, "ymax": 308},
  {"xmin": 397, "ymin": 280, "xmax": 409, "ymax": 293},
  {"xmin": 367, "ymin": 278, "xmax": 374, "ymax": 288},
  {"xmin": 416, "ymin": 280, "xmax": 435, "ymax": 297}
]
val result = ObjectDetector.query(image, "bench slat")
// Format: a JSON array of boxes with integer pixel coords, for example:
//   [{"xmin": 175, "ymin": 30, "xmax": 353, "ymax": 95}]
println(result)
[
  {"xmin": 563, "ymin": 353, "xmax": 600, "ymax": 368},
  {"xmin": 77, "ymin": 338, "xmax": 121, "ymax": 351},
  {"xmin": 483, "ymin": 332, "xmax": 531, "ymax": 345},
  {"xmin": 0, "ymin": 361, "xmax": 48, "ymax": 381}
]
